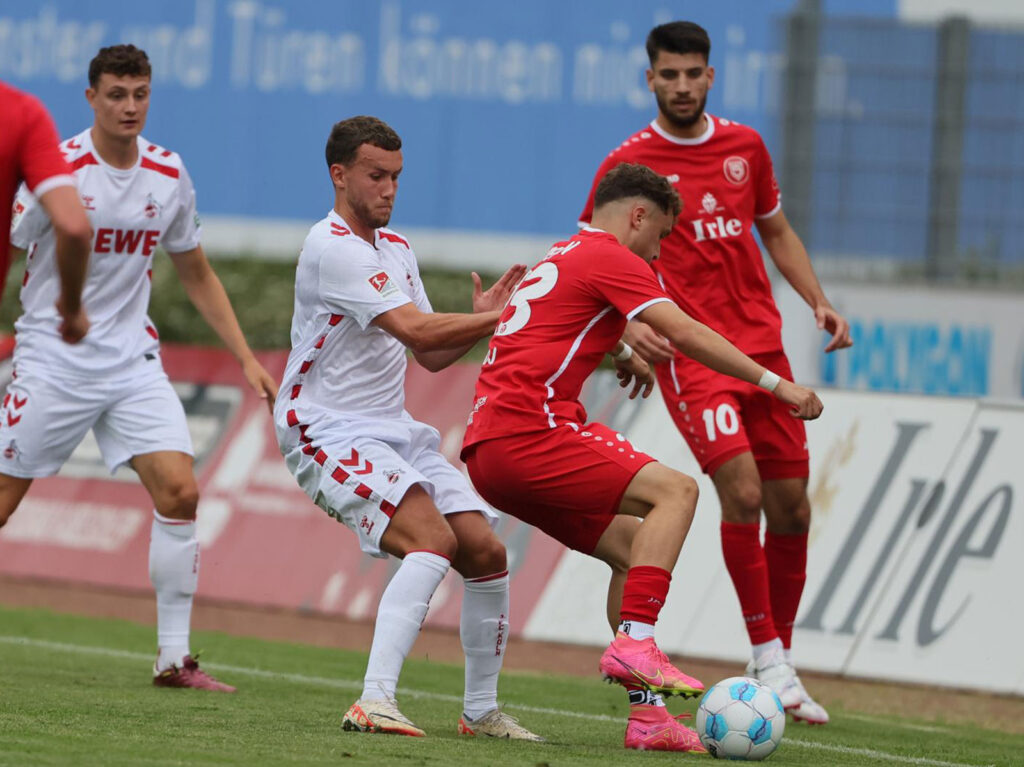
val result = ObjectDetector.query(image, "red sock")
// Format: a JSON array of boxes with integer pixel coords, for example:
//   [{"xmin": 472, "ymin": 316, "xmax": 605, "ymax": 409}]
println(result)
[
  {"xmin": 619, "ymin": 566, "xmax": 671, "ymax": 625},
  {"xmin": 720, "ymin": 522, "xmax": 777, "ymax": 645},
  {"xmin": 764, "ymin": 531, "xmax": 808, "ymax": 649}
]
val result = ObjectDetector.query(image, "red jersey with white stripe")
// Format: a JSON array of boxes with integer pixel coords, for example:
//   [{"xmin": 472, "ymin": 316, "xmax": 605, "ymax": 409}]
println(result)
[
  {"xmin": 0, "ymin": 81, "xmax": 76, "ymax": 293},
  {"xmin": 274, "ymin": 211, "xmax": 430, "ymax": 436},
  {"xmin": 10, "ymin": 128, "xmax": 201, "ymax": 378},
  {"xmin": 462, "ymin": 228, "xmax": 671, "ymax": 449},
  {"xmin": 580, "ymin": 115, "xmax": 784, "ymax": 355}
]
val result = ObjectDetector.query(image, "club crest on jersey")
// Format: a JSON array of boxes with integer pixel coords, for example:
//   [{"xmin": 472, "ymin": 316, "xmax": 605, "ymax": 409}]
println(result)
[
  {"xmin": 143, "ymin": 193, "xmax": 162, "ymax": 219},
  {"xmin": 383, "ymin": 469, "xmax": 403, "ymax": 485},
  {"xmin": 368, "ymin": 271, "xmax": 400, "ymax": 298},
  {"xmin": 723, "ymin": 156, "xmax": 749, "ymax": 185},
  {"xmin": 3, "ymin": 440, "xmax": 18, "ymax": 460}
]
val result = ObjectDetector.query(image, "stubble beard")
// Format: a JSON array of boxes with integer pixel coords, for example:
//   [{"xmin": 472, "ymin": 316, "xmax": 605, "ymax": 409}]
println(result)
[
  {"xmin": 657, "ymin": 91, "xmax": 708, "ymax": 130},
  {"xmin": 350, "ymin": 196, "xmax": 392, "ymax": 230}
]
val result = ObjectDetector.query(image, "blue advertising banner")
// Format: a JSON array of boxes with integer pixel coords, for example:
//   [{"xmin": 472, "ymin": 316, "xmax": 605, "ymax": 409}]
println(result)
[{"xmin": 1, "ymin": 0, "xmax": 894, "ymax": 245}]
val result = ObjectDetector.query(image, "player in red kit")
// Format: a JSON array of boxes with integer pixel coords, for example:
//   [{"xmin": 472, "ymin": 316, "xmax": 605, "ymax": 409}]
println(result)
[
  {"xmin": 1, "ymin": 80, "xmax": 90, "ymax": 341},
  {"xmin": 463, "ymin": 163, "xmax": 823, "ymax": 752},
  {"xmin": 579, "ymin": 21, "xmax": 853, "ymax": 724}
]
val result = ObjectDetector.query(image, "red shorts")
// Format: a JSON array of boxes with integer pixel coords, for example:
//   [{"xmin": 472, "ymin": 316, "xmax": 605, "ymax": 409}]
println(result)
[
  {"xmin": 655, "ymin": 349, "xmax": 809, "ymax": 481},
  {"xmin": 464, "ymin": 423, "xmax": 656, "ymax": 555}
]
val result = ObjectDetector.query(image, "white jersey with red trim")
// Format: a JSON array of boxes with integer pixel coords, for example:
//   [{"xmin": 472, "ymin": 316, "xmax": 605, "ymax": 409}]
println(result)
[
  {"xmin": 274, "ymin": 211, "xmax": 430, "ymax": 437},
  {"xmin": 10, "ymin": 128, "xmax": 201, "ymax": 379}
]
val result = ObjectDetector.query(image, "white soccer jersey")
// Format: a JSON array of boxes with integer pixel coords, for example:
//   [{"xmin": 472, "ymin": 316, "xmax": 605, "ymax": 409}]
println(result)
[
  {"xmin": 10, "ymin": 128, "xmax": 201, "ymax": 378},
  {"xmin": 274, "ymin": 211, "xmax": 431, "ymax": 434}
]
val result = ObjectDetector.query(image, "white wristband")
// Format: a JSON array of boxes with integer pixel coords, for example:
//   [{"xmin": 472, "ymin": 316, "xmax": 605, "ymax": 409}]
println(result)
[
  {"xmin": 613, "ymin": 343, "xmax": 634, "ymax": 362},
  {"xmin": 757, "ymin": 369, "xmax": 781, "ymax": 392}
]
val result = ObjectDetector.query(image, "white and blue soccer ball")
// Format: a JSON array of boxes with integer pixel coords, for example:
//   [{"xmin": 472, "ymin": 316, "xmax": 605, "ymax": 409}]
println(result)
[{"xmin": 695, "ymin": 676, "xmax": 786, "ymax": 760}]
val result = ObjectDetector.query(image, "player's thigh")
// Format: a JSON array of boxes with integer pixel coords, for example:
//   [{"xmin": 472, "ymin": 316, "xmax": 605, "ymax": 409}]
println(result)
[
  {"xmin": 130, "ymin": 450, "xmax": 198, "ymax": 519},
  {"xmin": 280, "ymin": 431, "xmax": 449, "ymax": 559},
  {"xmin": 618, "ymin": 460, "xmax": 699, "ymax": 518},
  {"xmin": 93, "ymin": 371, "xmax": 194, "ymax": 476},
  {"xmin": 0, "ymin": 373, "xmax": 103, "ymax": 479},
  {"xmin": 745, "ymin": 350, "xmax": 809, "ymax": 481},
  {"xmin": 0, "ymin": 474, "xmax": 33, "ymax": 525},
  {"xmin": 446, "ymin": 510, "xmax": 506, "ymax": 579},
  {"xmin": 379, "ymin": 483, "xmax": 456, "ymax": 561},
  {"xmin": 465, "ymin": 423, "xmax": 654, "ymax": 556},
  {"xmin": 657, "ymin": 357, "xmax": 753, "ymax": 477}
]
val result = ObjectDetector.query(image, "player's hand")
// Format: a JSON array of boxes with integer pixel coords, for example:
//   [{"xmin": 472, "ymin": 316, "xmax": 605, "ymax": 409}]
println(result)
[
  {"xmin": 472, "ymin": 264, "xmax": 528, "ymax": 314},
  {"xmin": 815, "ymin": 305, "xmax": 853, "ymax": 353},
  {"xmin": 623, "ymin": 320, "xmax": 674, "ymax": 364},
  {"xmin": 614, "ymin": 353, "xmax": 655, "ymax": 400},
  {"xmin": 242, "ymin": 356, "xmax": 279, "ymax": 414},
  {"xmin": 55, "ymin": 297, "xmax": 90, "ymax": 344},
  {"xmin": 773, "ymin": 379, "xmax": 823, "ymax": 420}
]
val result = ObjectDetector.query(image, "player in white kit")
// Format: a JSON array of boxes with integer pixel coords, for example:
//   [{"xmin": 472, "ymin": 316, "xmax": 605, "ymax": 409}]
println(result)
[
  {"xmin": 276, "ymin": 116, "xmax": 542, "ymax": 740},
  {"xmin": 1, "ymin": 45, "xmax": 277, "ymax": 691}
]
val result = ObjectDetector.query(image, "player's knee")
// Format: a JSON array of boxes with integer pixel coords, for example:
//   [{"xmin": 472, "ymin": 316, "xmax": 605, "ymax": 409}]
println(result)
[
  {"xmin": 159, "ymin": 482, "xmax": 199, "ymax": 519},
  {"xmin": 457, "ymin": 534, "xmax": 507, "ymax": 578},
  {"xmin": 729, "ymin": 480, "xmax": 763, "ymax": 517},
  {"xmin": 771, "ymin": 498, "xmax": 811, "ymax": 535},
  {"xmin": 657, "ymin": 471, "xmax": 699, "ymax": 515}
]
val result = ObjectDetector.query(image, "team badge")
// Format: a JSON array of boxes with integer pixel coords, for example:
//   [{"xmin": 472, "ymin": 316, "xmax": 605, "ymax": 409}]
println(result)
[
  {"xmin": 2, "ymin": 440, "xmax": 17, "ymax": 460},
  {"xmin": 702, "ymin": 192, "xmax": 719, "ymax": 214},
  {"xmin": 144, "ymin": 192, "xmax": 162, "ymax": 219},
  {"xmin": 383, "ymin": 469, "xmax": 403, "ymax": 485},
  {"xmin": 723, "ymin": 156, "xmax": 749, "ymax": 185}
]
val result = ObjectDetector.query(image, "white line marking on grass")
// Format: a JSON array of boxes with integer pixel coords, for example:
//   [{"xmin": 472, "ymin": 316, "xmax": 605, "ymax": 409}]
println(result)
[
  {"xmin": 843, "ymin": 712, "xmax": 948, "ymax": 734},
  {"xmin": 0, "ymin": 636, "xmax": 994, "ymax": 767}
]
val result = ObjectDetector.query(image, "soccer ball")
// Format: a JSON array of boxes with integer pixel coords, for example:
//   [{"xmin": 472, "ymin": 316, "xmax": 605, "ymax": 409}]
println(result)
[{"xmin": 695, "ymin": 676, "xmax": 786, "ymax": 760}]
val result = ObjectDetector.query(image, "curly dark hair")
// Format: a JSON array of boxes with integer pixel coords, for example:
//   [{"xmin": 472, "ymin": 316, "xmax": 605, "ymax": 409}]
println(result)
[
  {"xmin": 595, "ymin": 163, "xmax": 682, "ymax": 220},
  {"xmin": 88, "ymin": 44, "xmax": 151, "ymax": 87},
  {"xmin": 325, "ymin": 116, "xmax": 402, "ymax": 168}
]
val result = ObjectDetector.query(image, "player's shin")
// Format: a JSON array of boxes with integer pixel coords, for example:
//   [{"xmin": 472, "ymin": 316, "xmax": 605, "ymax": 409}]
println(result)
[
  {"xmin": 148, "ymin": 509, "xmax": 199, "ymax": 671},
  {"xmin": 460, "ymin": 571, "xmax": 509, "ymax": 719},
  {"xmin": 720, "ymin": 521, "xmax": 777, "ymax": 647},
  {"xmin": 363, "ymin": 551, "xmax": 450, "ymax": 700},
  {"xmin": 764, "ymin": 531, "xmax": 808, "ymax": 650}
]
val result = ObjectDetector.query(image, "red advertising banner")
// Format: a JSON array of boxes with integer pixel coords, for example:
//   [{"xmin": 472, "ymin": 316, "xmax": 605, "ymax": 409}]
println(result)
[{"xmin": 0, "ymin": 345, "xmax": 567, "ymax": 633}]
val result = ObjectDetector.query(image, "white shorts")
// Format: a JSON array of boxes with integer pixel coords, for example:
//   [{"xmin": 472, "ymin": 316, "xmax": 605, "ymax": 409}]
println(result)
[
  {"xmin": 0, "ymin": 358, "xmax": 194, "ymax": 478},
  {"xmin": 278, "ymin": 412, "xmax": 495, "ymax": 558}
]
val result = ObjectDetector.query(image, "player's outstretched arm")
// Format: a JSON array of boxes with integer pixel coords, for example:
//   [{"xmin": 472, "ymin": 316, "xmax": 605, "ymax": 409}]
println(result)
[
  {"xmin": 610, "ymin": 341, "xmax": 655, "ymax": 400},
  {"xmin": 38, "ymin": 185, "xmax": 92, "ymax": 344},
  {"xmin": 168, "ymin": 245, "xmax": 279, "ymax": 412},
  {"xmin": 636, "ymin": 301, "xmax": 823, "ymax": 420},
  {"xmin": 755, "ymin": 209, "xmax": 852, "ymax": 353},
  {"xmin": 400, "ymin": 263, "xmax": 527, "ymax": 372},
  {"xmin": 373, "ymin": 303, "xmax": 500, "ymax": 365}
]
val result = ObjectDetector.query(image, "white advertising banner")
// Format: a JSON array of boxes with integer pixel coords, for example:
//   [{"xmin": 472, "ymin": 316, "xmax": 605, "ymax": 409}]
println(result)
[
  {"xmin": 523, "ymin": 373, "xmax": 1024, "ymax": 694},
  {"xmin": 777, "ymin": 283, "xmax": 1024, "ymax": 400}
]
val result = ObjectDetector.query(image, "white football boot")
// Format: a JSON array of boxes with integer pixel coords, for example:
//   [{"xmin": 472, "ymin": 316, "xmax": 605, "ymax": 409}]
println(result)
[{"xmin": 747, "ymin": 649, "xmax": 830, "ymax": 725}]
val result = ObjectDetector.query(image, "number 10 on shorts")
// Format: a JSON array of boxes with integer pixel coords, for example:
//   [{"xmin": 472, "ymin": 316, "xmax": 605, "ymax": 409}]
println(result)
[{"xmin": 702, "ymin": 403, "xmax": 739, "ymax": 441}]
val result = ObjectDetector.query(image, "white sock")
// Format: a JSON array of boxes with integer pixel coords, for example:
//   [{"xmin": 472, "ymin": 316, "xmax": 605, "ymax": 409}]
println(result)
[
  {"xmin": 752, "ymin": 638, "xmax": 785, "ymax": 669},
  {"xmin": 460, "ymin": 571, "xmax": 509, "ymax": 720},
  {"xmin": 362, "ymin": 551, "xmax": 450, "ymax": 701},
  {"xmin": 149, "ymin": 510, "xmax": 198, "ymax": 671},
  {"xmin": 784, "ymin": 648, "xmax": 793, "ymax": 666},
  {"xmin": 618, "ymin": 620, "xmax": 655, "ymax": 641}
]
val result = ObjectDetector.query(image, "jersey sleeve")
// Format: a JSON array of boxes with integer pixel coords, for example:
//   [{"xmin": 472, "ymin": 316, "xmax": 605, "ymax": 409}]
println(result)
[
  {"xmin": 10, "ymin": 184, "xmax": 51, "ymax": 250},
  {"xmin": 752, "ymin": 134, "xmax": 782, "ymax": 219},
  {"xmin": 585, "ymin": 245, "xmax": 672, "ymax": 319},
  {"xmin": 161, "ymin": 163, "xmax": 203, "ymax": 253},
  {"xmin": 19, "ymin": 95, "xmax": 75, "ymax": 198},
  {"xmin": 578, "ymin": 153, "xmax": 625, "ymax": 226},
  {"xmin": 404, "ymin": 249, "xmax": 433, "ymax": 313},
  {"xmin": 318, "ymin": 241, "xmax": 413, "ymax": 329}
]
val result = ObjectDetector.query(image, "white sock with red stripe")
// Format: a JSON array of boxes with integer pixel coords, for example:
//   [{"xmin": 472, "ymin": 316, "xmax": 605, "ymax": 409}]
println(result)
[
  {"xmin": 460, "ymin": 571, "xmax": 509, "ymax": 720},
  {"xmin": 149, "ymin": 510, "xmax": 199, "ymax": 672},
  {"xmin": 362, "ymin": 550, "xmax": 450, "ymax": 701}
]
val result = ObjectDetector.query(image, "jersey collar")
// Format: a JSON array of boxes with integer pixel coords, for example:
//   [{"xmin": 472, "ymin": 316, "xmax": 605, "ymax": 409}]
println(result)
[{"xmin": 649, "ymin": 114, "xmax": 715, "ymax": 146}]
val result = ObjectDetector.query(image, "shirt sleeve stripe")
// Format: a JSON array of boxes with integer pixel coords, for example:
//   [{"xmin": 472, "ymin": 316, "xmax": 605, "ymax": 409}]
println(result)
[
  {"xmin": 754, "ymin": 200, "xmax": 782, "ymax": 220},
  {"xmin": 626, "ymin": 296, "xmax": 673, "ymax": 320},
  {"xmin": 30, "ymin": 174, "xmax": 76, "ymax": 199}
]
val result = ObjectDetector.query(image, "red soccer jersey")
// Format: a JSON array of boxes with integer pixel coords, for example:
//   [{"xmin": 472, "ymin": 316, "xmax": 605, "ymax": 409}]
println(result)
[
  {"xmin": 462, "ymin": 228, "xmax": 672, "ymax": 449},
  {"xmin": 0, "ymin": 81, "xmax": 75, "ymax": 292},
  {"xmin": 580, "ymin": 115, "xmax": 784, "ymax": 355}
]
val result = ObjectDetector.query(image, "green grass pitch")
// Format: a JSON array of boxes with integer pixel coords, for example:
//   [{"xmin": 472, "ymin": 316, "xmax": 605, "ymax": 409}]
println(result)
[{"xmin": 0, "ymin": 606, "xmax": 1018, "ymax": 766}]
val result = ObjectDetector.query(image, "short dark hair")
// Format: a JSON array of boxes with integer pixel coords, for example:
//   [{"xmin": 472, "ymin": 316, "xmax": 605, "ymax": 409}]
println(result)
[
  {"xmin": 325, "ymin": 116, "xmax": 402, "ymax": 168},
  {"xmin": 595, "ymin": 163, "xmax": 682, "ymax": 220},
  {"xmin": 646, "ymin": 21, "xmax": 711, "ymax": 65},
  {"xmin": 88, "ymin": 44, "xmax": 151, "ymax": 88}
]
